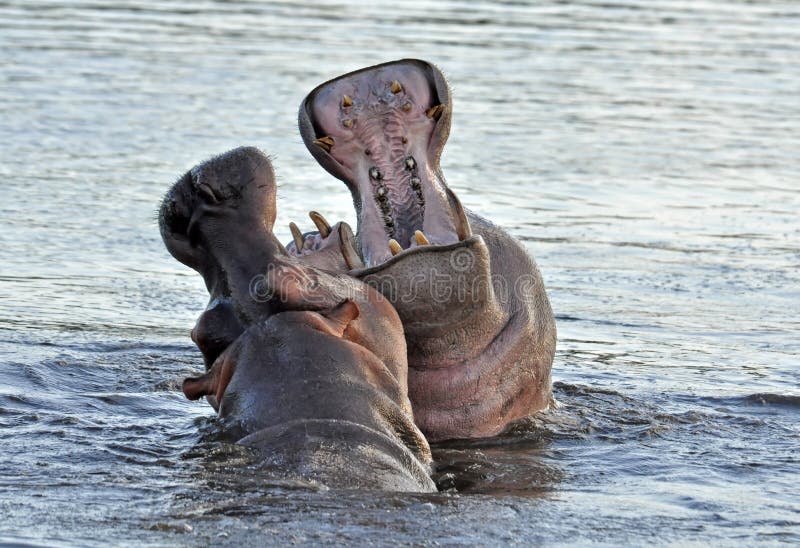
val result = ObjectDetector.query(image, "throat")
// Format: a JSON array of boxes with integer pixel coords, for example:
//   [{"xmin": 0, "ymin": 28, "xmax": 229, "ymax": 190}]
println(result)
[{"xmin": 357, "ymin": 120, "xmax": 426, "ymax": 246}]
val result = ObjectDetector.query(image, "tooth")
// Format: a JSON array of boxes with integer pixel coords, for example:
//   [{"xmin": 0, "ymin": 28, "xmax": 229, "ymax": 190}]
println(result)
[
  {"xmin": 342, "ymin": 95, "xmax": 353, "ymax": 107},
  {"xmin": 402, "ymin": 102, "xmax": 412, "ymax": 112},
  {"xmin": 313, "ymin": 136, "xmax": 335, "ymax": 152},
  {"xmin": 426, "ymin": 104, "xmax": 444, "ymax": 120},
  {"xmin": 410, "ymin": 176, "xmax": 421, "ymax": 188},
  {"xmin": 388, "ymin": 239, "xmax": 402, "ymax": 256},
  {"xmin": 369, "ymin": 167, "xmax": 383, "ymax": 180},
  {"xmin": 342, "ymin": 119, "xmax": 353, "ymax": 128},
  {"xmin": 390, "ymin": 80, "xmax": 402, "ymax": 94},
  {"xmin": 308, "ymin": 211, "xmax": 331, "ymax": 238},
  {"xmin": 405, "ymin": 156, "xmax": 416, "ymax": 171},
  {"xmin": 289, "ymin": 222, "xmax": 304, "ymax": 251},
  {"xmin": 414, "ymin": 230, "xmax": 430, "ymax": 246},
  {"xmin": 277, "ymin": 240, "xmax": 290, "ymax": 256},
  {"xmin": 445, "ymin": 187, "xmax": 473, "ymax": 241},
  {"xmin": 338, "ymin": 223, "xmax": 364, "ymax": 270}
]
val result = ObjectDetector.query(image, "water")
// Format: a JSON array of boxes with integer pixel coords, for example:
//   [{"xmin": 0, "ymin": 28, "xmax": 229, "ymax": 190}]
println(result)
[{"xmin": 1, "ymin": 0, "xmax": 798, "ymax": 544}]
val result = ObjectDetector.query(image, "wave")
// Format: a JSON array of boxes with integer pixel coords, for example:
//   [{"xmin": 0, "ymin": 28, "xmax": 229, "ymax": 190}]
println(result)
[{"xmin": 742, "ymin": 393, "xmax": 800, "ymax": 408}]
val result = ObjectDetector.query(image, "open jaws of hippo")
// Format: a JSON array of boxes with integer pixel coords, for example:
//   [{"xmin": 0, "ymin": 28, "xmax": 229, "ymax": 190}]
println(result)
[
  {"xmin": 299, "ymin": 60, "xmax": 557, "ymax": 442},
  {"xmin": 298, "ymin": 58, "xmax": 470, "ymax": 267}
]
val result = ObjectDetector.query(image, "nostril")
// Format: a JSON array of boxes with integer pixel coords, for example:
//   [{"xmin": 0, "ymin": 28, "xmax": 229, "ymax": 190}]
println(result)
[{"xmin": 196, "ymin": 183, "xmax": 220, "ymax": 204}]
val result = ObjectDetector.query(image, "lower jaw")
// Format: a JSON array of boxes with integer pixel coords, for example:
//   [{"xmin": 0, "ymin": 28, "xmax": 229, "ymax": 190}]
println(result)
[
  {"xmin": 353, "ymin": 186, "xmax": 473, "ymax": 270},
  {"xmin": 352, "ymin": 235, "xmax": 503, "ymax": 342},
  {"xmin": 354, "ymin": 212, "xmax": 459, "ymax": 269}
]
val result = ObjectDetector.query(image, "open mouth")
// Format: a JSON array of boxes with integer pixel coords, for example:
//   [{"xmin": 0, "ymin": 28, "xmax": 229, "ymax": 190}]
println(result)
[{"xmin": 299, "ymin": 59, "xmax": 472, "ymax": 269}]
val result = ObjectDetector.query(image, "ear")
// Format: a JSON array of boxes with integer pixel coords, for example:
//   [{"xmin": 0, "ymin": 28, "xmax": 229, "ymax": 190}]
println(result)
[
  {"xmin": 182, "ymin": 345, "xmax": 237, "ymax": 405},
  {"xmin": 311, "ymin": 299, "xmax": 361, "ymax": 338},
  {"xmin": 182, "ymin": 371, "xmax": 215, "ymax": 401}
]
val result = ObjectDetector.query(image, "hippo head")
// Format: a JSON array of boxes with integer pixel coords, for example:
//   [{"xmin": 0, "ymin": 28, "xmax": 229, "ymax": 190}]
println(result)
[
  {"xmin": 158, "ymin": 146, "xmax": 281, "ymax": 282},
  {"xmin": 298, "ymin": 60, "xmax": 499, "ymax": 342},
  {"xmin": 158, "ymin": 147, "xmax": 283, "ymax": 375},
  {"xmin": 159, "ymin": 146, "xmax": 409, "ymax": 404}
]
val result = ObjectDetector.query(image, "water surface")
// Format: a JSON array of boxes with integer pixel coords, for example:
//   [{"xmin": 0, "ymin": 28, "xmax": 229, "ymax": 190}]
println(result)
[{"xmin": 1, "ymin": 0, "xmax": 798, "ymax": 544}]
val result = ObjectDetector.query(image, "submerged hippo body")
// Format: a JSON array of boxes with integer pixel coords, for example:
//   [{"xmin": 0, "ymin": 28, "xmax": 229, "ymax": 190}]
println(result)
[
  {"xmin": 184, "ymin": 303, "xmax": 434, "ymax": 491},
  {"xmin": 159, "ymin": 146, "xmax": 435, "ymax": 491},
  {"xmin": 299, "ymin": 60, "xmax": 557, "ymax": 441}
]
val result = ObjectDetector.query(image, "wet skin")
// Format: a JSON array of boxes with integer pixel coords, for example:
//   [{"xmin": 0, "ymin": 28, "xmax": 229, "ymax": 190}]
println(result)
[
  {"xmin": 298, "ymin": 59, "xmax": 557, "ymax": 442},
  {"xmin": 159, "ymin": 146, "xmax": 435, "ymax": 491}
]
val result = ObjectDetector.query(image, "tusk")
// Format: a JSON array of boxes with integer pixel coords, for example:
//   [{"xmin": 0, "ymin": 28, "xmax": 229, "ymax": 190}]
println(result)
[
  {"xmin": 445, "ymin": 187, "xmax": 473, "ymax": 241},
  {"xmin": 390, "ymin": 80, "xmax": 402, "ymax": 94},
  {"xmin": 289, "ymin": 222, "xmax": 304, "ymax": 251},
  {"xmin": 309, "ymin": 211, "xmax": 331, "ymax": 238},
  {"xmin": 388, "ymin": 239, "xmax": 403, "ymax": 256},
  {"xmin": 414, "ymin": 230, "xmax": 430, "ymax": 246},
  {"xmin": 338, "ymin": 223, "xmax": 364, "ymax": 270},
  {"xmin": 342, "ymin": 94, "xmax": 353, "ymax": 107}
]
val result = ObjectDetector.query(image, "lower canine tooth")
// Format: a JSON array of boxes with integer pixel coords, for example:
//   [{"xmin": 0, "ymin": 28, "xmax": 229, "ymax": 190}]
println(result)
[
  {"xmin": 414, "ymin": 230, "xmax": 430, "ymax": 246},
  {"xmin": 338, "ymin": 223, "xmax": 364, "ymax": 270},
  {"xmin": 289, "ymin": 222, "xmax": 304, "ymax": 251},
  {"xmin": 445, "ymin": 187, "xmax": 473, "ymax": 241},
  {"xmin": 388, "ymin": 239, "xmax": 402, "ymax": 256},
  {"xmin": 308, "ymin": 211, "xmax": 331, "ymax": 238}
]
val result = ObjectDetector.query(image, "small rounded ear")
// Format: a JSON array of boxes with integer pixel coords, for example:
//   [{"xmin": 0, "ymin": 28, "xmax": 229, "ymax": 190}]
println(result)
[
  {"xmin": 182, "ymin": 345, "xmax": 238, "ymax": 405},
  {"xmin": 182, "ymin": 373, "xmax": 214, "ymax": 401},
  {"xmin": 312, "ymin": 299, "xmax": 361, "ymax": 338}
]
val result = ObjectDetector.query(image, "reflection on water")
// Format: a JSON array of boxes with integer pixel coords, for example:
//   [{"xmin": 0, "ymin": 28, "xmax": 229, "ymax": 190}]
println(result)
[{"xmin": 1, "ymin": 0, "xmax": 798, "ymax": 544}]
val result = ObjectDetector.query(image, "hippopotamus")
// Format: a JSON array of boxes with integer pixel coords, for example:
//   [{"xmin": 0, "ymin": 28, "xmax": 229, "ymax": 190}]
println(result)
[
  {"xmin": 297, "ymin": 59, "xmax": 557, "ymax": 442},
  {"xmin": 158, "ymin": 146, "xmax": 436, "ymax": 491}
]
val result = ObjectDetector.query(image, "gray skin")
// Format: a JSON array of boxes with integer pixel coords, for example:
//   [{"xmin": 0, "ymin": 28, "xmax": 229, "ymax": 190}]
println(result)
[
  {"xmin": 158, "ymin": 146, "xmax": 435, "ymax": 491},
  {"xmin": 298, "ymin": 59, "xmax": 557, "ymax": 442}
]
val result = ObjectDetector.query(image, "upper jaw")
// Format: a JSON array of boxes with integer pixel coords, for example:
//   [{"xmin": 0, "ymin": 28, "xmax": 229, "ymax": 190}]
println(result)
[
  {"xmin": 354, "ymin": 181, "xmax": 473, "ymax": 269},
  {"xmin": 298, "ymin": 58, "xmax": 452, "ymax": 185}
]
